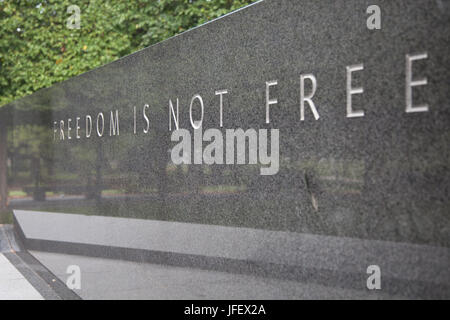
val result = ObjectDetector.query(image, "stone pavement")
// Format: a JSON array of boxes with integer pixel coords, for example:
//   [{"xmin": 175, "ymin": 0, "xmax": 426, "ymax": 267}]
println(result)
[
  {"xmin": 0, "ymin": 225, "xmax": 43, "ymax": 300},
  {"xmin": 0, "ymin": 252, "xmax": 43, "ymax": 300}
]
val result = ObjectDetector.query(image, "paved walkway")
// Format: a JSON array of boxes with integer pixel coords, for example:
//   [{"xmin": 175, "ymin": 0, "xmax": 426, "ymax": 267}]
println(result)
[
  {"xmin": 0, "ymin": 224, "xmax": 80, "ymax": 300},
  {"xmin": 0, "ymin": 253, "xmax": 43, "ymax": 300}
]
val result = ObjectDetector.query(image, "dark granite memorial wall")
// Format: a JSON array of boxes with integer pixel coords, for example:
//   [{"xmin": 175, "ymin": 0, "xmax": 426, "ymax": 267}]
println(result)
[{"xmin": 3, "ymin": 0, "xmax": 450, "ymax": 249}]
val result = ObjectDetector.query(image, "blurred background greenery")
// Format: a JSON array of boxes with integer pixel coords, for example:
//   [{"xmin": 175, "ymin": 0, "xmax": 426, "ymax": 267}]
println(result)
[{"xmin": 0, "ymin": 0, "xmax": 257, "ymax": 106}]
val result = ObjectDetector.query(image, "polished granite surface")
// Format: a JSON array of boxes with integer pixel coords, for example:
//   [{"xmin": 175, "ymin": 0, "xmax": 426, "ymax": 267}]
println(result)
[{"xmin": 2, "ymin": 0, "xmax": 449, "ymax": 299}]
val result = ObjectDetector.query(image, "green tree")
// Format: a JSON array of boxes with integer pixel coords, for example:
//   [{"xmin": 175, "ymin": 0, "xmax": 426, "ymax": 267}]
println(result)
[{"xmin": 0, "ymin": 0, "xmax": 257, "ymax": 106}]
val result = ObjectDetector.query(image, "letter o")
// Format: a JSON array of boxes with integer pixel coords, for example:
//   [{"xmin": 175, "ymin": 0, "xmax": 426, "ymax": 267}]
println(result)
[
  {"xmin": 97, "ymin": 112, "xmax": 104, "ymax": 137},
  {"xmin": 189, "ymin": 94, "xmax": 204, "ymax": 130}
]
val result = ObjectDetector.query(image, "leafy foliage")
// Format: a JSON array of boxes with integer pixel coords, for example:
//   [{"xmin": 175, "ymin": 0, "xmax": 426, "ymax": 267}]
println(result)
[{"xmin": 0, "ymin": 0, "xmax": 257, "ymax": 106}]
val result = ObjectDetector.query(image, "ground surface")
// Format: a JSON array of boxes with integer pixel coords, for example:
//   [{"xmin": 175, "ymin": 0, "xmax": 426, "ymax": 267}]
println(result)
[{"xmin": 0, "ymin": 253, "xmax": 43, "ymax": 300}]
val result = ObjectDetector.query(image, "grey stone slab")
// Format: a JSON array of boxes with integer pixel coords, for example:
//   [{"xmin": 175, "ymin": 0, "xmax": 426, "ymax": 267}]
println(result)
[
  {"xmin": 3, "ymin": 0, "xmax": 450, "ymax": 299},
  {"xmin": 4, "ymin": 0, "xmax": 449, "ymax": 245},
  {"xmin": 14, "ymin": 210, "xmax": 450, "ymax": 298},
  {"xmin": 30, "ymin": 250, "xmax": 404, "ymax": 300},
  {"xmin": 0, "ymin": 226, "xmax": 11, "ymax": 253},
  {"xmin": 0, "ymin": 225, "xmax": 23, "ymax": 253}
]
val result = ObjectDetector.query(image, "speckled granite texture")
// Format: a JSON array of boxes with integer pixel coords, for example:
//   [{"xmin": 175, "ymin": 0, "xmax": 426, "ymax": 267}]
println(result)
[{"xmin": 3, "ymin": 0, "xmax": 450, "ymax": 298}]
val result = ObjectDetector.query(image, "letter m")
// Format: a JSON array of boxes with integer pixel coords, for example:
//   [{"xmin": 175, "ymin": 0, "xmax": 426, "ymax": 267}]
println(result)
[{"xmin": 110, "ymin": 110, "xmax": 120, "ymax": 136}]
